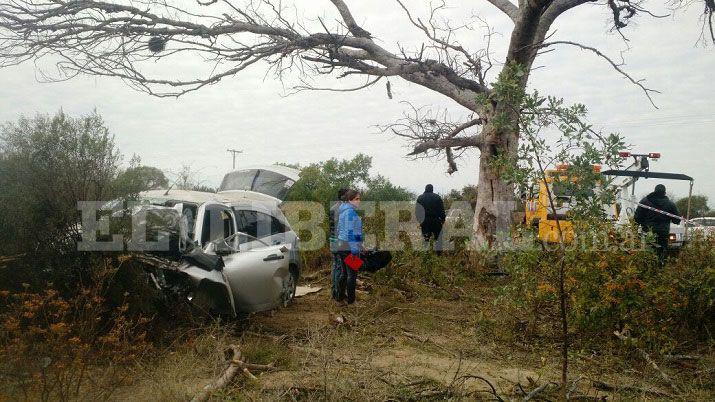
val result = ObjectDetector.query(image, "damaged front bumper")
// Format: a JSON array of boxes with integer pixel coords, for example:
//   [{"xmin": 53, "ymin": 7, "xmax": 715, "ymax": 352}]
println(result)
[{"xmin": 146, "ymin": 251, "xmax": 237, "ymax": 317}]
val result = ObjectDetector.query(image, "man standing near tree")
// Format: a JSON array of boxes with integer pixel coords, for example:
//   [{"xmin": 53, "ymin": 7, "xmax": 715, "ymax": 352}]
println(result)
[
  {"xmin": 634, "ymin": 184, "xmax": 681, "ymax": 263},
  {"xmin": 416, "ymin": 184, "xmax": 446, "ymax": 255}
]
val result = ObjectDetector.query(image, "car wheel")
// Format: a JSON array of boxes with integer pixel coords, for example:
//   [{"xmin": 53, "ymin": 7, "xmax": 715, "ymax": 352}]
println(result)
[{"xmin": 282, "ymin": 266, "xmax": 298, "ymax": 307}]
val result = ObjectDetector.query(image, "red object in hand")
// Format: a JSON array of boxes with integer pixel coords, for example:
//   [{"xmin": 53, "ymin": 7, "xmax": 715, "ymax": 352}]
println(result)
[{"xmin": 344, "ymin": 254, "xmax": 363, "ymax": 271}]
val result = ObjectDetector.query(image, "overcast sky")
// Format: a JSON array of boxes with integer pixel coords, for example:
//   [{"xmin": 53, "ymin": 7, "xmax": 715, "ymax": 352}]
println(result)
[{"xmin": 0, "ymin": 1, "xmax": 712, "ymax": 201}]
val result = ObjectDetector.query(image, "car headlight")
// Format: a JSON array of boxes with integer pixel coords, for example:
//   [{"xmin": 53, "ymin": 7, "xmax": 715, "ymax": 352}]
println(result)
[{"xmin": 668, "ymin": 233, "xmax": 677, "ymax": 242}]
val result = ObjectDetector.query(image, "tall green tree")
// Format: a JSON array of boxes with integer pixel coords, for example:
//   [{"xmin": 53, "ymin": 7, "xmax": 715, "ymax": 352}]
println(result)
[
  {"xmin": 363, "ymin": 174, "xmax": 414, "ymax": 202},
  {"xmin": 113, "ymin": 155, "xmax": 169, "ymax": 196},
  {"xmin": 676, "ymin": 195, "xmax": 710, "ymax": 218},
  {"xmin": 285, "ymin": 154, "xmax": 372, "ymax": 206},
  {"xmin": 445, "ymin": 185, "xmax": 479, "ymax": 210},
  {"xmin": 0, "ymin": 111, "xmax": 120, "ymax": 253},
  {"xmin": 285, "ymin": 154, "xmax": 412, "ymax": 206}
]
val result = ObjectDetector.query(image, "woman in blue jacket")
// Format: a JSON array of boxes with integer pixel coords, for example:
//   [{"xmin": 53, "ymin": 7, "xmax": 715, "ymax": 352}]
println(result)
[{"xmin": 336, "ymin": 189, "xmax": 363, "ymax": 304}]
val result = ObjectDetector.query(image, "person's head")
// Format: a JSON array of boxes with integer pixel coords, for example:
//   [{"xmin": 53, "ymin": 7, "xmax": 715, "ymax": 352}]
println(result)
[
  {"xmin": 343, "ymin": 189, "xmax": 361, "ymax": 207},
  {"xmin": 424, "ymin": 184, "xmax": 434, "ymax": 193},
  {"xmin": 654, "ymin": 184, "xmax": 666, "ymax": 196},
  {"xmin": 337, "ymin": 187, "xmax": 348, "ymax": 201}
]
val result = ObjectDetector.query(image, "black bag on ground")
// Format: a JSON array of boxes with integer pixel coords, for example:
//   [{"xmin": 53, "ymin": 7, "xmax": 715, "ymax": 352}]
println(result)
[{"xmin": 361, "ymin": 250, "xmax": 392, "ymax": 273}]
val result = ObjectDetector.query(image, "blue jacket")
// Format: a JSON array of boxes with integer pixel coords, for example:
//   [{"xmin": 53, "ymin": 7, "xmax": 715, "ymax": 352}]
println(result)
[{"xmin": 337, "ymin": 203, "xmax": 362, "ymax": 255}]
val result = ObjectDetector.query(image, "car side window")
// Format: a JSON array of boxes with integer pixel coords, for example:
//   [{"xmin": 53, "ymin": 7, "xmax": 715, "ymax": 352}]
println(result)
[
  {"xmin": 236, "ymin": 210, "xmax": 259, "ymax": 239},
  {"xmin": 235, "ymin": 209, "xmax": 287, "ymax": 239},
  {"xmin": 200, "ymin": 205, "xmax": 235, "ymax": 245},
  {"xmin": 270, "ymin": 215, "xmax": 287, "ymax": 235}
]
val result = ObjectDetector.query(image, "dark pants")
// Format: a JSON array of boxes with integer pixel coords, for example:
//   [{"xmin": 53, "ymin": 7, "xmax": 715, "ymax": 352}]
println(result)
[
  {"xmin": 331, "ymin": 252, "xmax": 342, "ymax": 300},
  {"xmin": 421, "ymin": 219, "xmax": 443, "ymax": 254},
  {"xmin": 653, "ymin": 231, "xmax": 669, "ymax": 265},
  {"xmin": 335, "ymin": 252, "xmax": 357, "ymax": 304}
]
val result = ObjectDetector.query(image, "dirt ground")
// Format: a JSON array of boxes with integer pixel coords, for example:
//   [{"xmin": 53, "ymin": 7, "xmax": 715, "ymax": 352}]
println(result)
[{"xmin": 107, "ymin": 266, "xmax": 714, "ymax": 402}]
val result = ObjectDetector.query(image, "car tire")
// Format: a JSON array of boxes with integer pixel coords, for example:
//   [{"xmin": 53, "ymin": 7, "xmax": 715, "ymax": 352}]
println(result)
[{"xmin": 282, "ymin": 265, "xmax": 298, "ymax": 307}]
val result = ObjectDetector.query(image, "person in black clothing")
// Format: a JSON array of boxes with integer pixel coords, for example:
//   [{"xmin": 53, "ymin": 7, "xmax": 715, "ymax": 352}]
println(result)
[
  {"xmin": 416, "ymin": 184, "xmax": 446, "ymax": 254},
  {"xmin": 634, "ymin": 184, "xmax": 681, "ymax": 263}
]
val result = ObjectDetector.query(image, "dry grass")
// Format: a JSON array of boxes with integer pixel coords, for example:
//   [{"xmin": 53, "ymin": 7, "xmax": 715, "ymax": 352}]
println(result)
[
  {"xmin": 2, "ymin": 254, "xmax": 711, "ymax": 401},
  {"xmin": 100, "ymin": 260, "xmax": 714, "ymax": 401}
]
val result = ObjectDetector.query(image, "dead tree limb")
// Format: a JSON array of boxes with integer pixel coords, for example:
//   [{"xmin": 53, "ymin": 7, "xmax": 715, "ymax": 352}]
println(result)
[
  {"xmin": 613, "ymin": 331, "xmax": 680, "ymax": 393},
  {"xmin": 522, "ymin": 381, "xmax": 557, "ymax": 401},
  {"xmin": 455, "ymin": 375, "xmax": 504, "ymax": 402},
  {"xmin": 191, "ymin": 344, "xmax": 273, "ymax": 402},
  {"xmin": 664, "ymin": 354, "xmax": 701, "ymax": 361},
  {"xmin": 592, "ymin": 379, "xmax": 673, "ymax": 398}
]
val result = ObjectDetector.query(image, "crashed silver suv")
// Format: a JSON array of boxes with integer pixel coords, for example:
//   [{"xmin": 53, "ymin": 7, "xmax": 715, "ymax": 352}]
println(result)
[{"xmin": 137, "ymin": 166, "xmax": 301, "ymax": 317}]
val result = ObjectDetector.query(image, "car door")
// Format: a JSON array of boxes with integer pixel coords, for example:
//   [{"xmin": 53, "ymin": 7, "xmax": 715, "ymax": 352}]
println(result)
[
  {"xmin": 187, "ymin": 202, "xmax": 239, "ymax": 315},
  {"xmin": 221, "ymin": 243, "xmax": 291, "ymax": 312},
  {"xmin": 193, "ymin": 202, "xmax": 239, "ymax": 251}
]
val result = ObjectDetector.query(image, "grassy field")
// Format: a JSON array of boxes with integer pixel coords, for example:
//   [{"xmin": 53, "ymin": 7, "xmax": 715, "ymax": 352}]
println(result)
[{"xmin": 104, "ymin": 260, "xmax": 714, "ymax": 401}]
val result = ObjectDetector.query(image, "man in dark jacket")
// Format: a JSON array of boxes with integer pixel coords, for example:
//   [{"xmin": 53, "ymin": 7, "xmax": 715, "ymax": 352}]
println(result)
[
  {"xmin": 416, "ymin": 184, "xmax": 446, "ymax": 254},
  {"xmin": 634, "ymin": 184, "xmax": 681, "ymax": 262}
]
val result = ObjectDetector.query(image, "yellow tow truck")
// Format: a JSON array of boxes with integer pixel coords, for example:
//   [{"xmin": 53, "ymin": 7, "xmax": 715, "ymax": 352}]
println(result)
[
  {"xmin": 525, "ymin": 152, "xmax": 693, "ymax": 244},
  {"xmin": 524, "ymin": 164, "xmax": 614, "ymax": 243}
]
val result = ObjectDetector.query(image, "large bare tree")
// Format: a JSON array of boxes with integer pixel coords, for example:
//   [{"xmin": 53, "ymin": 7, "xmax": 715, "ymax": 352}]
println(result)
[{"xmin": 0, "ymin": 0, "xmax": 711, "ymax": 245}]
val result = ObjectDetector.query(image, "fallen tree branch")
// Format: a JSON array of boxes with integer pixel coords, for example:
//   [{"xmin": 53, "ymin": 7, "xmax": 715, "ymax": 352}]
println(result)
[
  {"xmin": 241, "ymin": 367, "xmax": 258, "ymax": 381},
  {"xmin": 455, "ymin": 375, "xmax": 504, "ymax": 401},
  {"xmin": 664, "ymin": 354, "xmax": 701, "ymax": 361},
  {"xmin": 523, "ymin": 381, "xmax": 557, "ymax": 401},
  {"xmin": 566, "ymin": 375, "xmax": 585, "ymax": 400},
  {"xmin": 401, "ymin": 329, "xmax": 429, "ymax": 343},
  {"xmin": 592, "ymin": 379, "xmax": 672, "ymax": 398},
  {"xmin": 613, "ymin": 331, "xmax": 680, "ymax": 393},
  {"xmin": 191, "ymin": 344, "xmax": 272, "ymax": 402}
]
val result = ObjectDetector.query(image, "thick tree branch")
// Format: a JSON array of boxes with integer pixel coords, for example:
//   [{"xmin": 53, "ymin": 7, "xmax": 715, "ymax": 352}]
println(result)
[
  {"xmin": 407, "ymin": 135, "xmax": 484, "ymax": 156},
  {"xmin": 485, "ymin": 0, "xmax": 519, "ymax": 22},
  {"xmin": 0, "ymin": 0, "xmax": 488, "ymax": 112},
  {"xmin": 533, "ymin": 0, "xmax": 596, "ymax": 56},
  {"xmin": 329, "ymin": 0, "xmax": 372, "ymax": 38},
  {"xmin": 704, "ymin": 0, "xmax": 715, "ymax": 43}
]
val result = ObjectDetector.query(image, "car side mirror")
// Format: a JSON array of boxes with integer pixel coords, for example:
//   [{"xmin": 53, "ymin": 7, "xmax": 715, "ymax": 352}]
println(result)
[{"xmin": 213, "ymin": 239, "xmax": 235, "ymax": 256}]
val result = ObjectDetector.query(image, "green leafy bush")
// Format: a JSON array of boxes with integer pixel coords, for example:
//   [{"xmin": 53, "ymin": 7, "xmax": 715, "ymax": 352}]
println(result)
[{"xmin": 498, "ymin": 225, "xmax": 715, "ymax": 351}]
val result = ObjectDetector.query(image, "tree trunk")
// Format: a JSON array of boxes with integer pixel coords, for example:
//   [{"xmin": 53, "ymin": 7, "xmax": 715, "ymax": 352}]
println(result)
[
  {"xmin": 470, "ymin": 4, "xmax": 555, "ymax": 248},
  {"xmin": 472, "ymin": 120, "xmax": 519, "ymax": 248}
]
